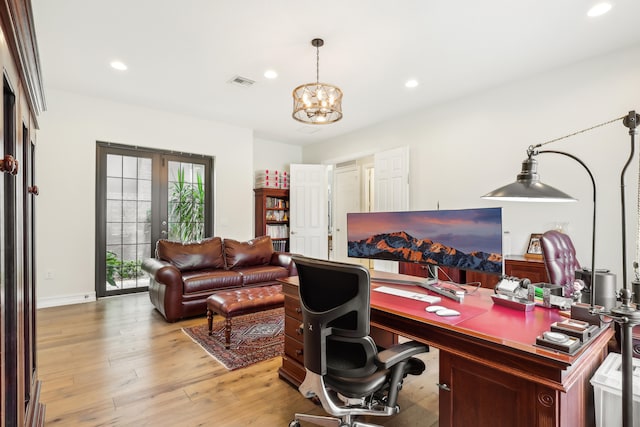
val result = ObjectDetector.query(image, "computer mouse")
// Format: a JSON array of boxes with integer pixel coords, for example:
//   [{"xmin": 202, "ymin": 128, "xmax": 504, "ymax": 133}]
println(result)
[
  {"xmin": 436, "ymin": 309, "xmax": 460, "ymax": 317},
  {"xmin": 425, "ymin": 305, "xmax": 445, "ymax": 313}
]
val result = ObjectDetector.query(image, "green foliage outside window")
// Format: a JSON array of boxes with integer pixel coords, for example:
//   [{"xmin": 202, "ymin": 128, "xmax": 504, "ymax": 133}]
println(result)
[
  {"xmin": 106, "ymin": 250, "xmax": 143, "ymax": 287},
  {"xmin": 169, "ymin": 167, "xmax": 205, "ymax": 242}
]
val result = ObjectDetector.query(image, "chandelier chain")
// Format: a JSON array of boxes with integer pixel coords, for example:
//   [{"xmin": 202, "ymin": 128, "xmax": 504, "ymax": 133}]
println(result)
[
  {"xmin": 537, "ymin": 115, "xmax": 626, "ymax": 148},
  {"xmin": 316, "ymin": 44, "xmax": 320, "ymax": 84}
]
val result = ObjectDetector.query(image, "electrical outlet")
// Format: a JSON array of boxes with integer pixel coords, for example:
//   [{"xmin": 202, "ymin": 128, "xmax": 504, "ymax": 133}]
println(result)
[{"xmin": 45, "ymin": 270, "xmax": 54, "ymax": 280}]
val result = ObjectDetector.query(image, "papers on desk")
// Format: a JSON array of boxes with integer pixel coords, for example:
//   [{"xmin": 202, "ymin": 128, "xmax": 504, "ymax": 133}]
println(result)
[{"xmin": 373, "ymin": 286, "xmax": 441, "ymax": 304}]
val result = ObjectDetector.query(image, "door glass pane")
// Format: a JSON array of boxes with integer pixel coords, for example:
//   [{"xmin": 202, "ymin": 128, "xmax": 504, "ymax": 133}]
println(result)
[
  {"xmin": 105, "ymin": 154, "xmax": 151, "ymax": 291},
  {"xmin": 167, "ymin": 160, "xmax": 205, "ymax": 242}
]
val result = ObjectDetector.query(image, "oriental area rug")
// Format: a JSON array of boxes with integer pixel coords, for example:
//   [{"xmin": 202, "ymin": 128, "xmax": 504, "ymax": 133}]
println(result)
[{"xmin": 182, "ymin": 308, "xmax": 285, "ymax": 370}]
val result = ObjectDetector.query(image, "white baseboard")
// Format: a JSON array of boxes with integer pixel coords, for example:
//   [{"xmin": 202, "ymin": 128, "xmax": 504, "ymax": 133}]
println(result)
[{"xmin": 37, "ymin": 292, "xmax": 97, "ymax": 309}]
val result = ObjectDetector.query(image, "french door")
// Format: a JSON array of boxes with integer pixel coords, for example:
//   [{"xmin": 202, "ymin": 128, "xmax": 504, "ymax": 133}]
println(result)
[{"xmin": 96, "ymin": 143, "xmax": 213, "ymax": 297}]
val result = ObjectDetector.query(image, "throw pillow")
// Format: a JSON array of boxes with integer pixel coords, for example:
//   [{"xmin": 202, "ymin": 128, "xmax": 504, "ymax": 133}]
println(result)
[
  {"xmin": 156, "ymin": 237, "xmax": 225, "ymax": 271},
  {"xmin": 224, "ymin": 236, "xmax": 274, "ymax": 269}
]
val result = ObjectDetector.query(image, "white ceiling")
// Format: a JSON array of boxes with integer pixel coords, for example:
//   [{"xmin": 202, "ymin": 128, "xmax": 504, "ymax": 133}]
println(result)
[{"xmin": 32, "ymin": 1, "xmax": 640, "ymax": 146}]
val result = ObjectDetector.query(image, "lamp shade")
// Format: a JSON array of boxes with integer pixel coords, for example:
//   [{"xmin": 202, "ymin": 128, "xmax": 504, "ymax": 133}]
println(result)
[{"xmin": 482, "ymin": 156, "xmax": 577, "ymax": 202}]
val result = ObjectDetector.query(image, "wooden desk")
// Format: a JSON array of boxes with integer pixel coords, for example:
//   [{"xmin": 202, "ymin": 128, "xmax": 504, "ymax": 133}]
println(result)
[{"xmin": 279, "ymin": 271, "xmax": 612, "ymax": 427}]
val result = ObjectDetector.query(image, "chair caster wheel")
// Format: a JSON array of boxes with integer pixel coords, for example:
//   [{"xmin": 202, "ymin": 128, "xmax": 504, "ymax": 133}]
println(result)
[{"xmin": 289, "ymin": 420, "xmax": 300, "ymax": 427}]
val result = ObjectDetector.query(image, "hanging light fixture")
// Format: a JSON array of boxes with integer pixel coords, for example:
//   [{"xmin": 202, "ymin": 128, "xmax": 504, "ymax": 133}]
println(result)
[{"xmin": 292, "ymin": 38, "xmax": 343, "ymax": 124}]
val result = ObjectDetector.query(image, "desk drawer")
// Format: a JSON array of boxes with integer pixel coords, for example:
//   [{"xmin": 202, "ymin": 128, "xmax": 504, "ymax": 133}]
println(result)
[
  {"xmin": 285, "ymin": 295, "xmax": 302, "ymax": 321},
  {"xmin": 285, "ymin": 315, "xmax": 304, "ymax": 341},
  {"xmin": 285, "ymin": 335, "xmax": 305, "ymax": 365},
  {"xmin": 280, "ymin": 356, "xmax": 306, "ymax": 386}
]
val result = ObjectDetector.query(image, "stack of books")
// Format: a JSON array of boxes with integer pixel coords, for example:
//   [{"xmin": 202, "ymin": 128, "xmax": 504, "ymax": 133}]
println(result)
[
  {"xmin": 255, "ymin": 169, "xmax": 289, "ymax": 189},
  {"xmin": 255, "ymin": 169, "xmax": 281, "ymax": 188}
]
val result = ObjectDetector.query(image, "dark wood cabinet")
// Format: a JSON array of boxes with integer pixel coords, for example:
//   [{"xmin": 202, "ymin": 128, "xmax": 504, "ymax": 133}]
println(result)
[
  {"xmin": 438, "ymin": 346, "xmax": 603, "ymax": 427},
  {"xmin": 254, "ymin": 188, "xmax": 289, "ymax": 252},
  {"xmin": 505, "ymin": 255, "xmax": 550, "ymax": 283},
  {"xmin": 398, "ymin": 262, "xmax": 462, "ymax": 283},
  {"xmin": 0, "ymin": 1, "xmax": 45, "ymax": 425},
  {"xmin": 399, "ymin": 256, "xmax": 550, "ymax": 291}
]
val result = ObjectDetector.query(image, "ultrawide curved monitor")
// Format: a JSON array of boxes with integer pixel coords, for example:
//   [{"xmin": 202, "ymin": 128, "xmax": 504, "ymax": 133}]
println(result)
[{"xmin": 347, "ymin": 207, "xmax": 503, "ymax": 275}]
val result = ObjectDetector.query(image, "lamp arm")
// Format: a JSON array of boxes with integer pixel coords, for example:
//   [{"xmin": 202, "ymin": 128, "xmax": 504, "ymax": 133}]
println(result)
[
  {"xmin": 534, "ymin": 149, "xmax": 597, "ymax": 308},
  {"xmin": 619, "ymin": 128, "xmax": 635, "ymax": 293}
]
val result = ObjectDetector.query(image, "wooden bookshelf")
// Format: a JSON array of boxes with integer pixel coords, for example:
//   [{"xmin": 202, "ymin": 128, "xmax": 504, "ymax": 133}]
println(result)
[{"xmin": 254, "ymin": 188, "xmax": 290, "ymax": 251}]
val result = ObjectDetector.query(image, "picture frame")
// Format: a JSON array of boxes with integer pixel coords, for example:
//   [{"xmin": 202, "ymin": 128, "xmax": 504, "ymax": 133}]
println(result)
[{"xmin": 525, "ymin": 233, "xmax": 543, "ymax": 259}]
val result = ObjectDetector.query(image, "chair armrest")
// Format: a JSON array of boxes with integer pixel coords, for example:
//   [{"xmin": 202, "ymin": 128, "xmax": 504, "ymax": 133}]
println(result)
[
  {"xmin": 141, "ymin": 258, "xmax": 182, "ymax": 287},
  {"xmin": 270, "ymin": 252, "xmax": 299, "ymax": 276},
  {"xmin": 375, "ymin": 341, "xmax": 428, "ymax": 369}
]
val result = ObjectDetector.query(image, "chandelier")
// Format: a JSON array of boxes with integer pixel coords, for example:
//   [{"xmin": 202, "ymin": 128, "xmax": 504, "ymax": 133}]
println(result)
[{"xmin": 292, "ymin": 38, "xmax": 343, "ymax": 124}]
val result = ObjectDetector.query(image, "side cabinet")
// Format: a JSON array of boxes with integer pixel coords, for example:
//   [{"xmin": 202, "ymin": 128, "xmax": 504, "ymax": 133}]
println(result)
[
  {"xmin": 0, "ymin": 1, "xmax": 45, "ymax": 426},
  {"xmin": 505, "ymin": 256, "xmax": 550, "ymax": 283},
  {"xmin": 438, "ymin": 343, "xmax": 606, "ymax": 427}
]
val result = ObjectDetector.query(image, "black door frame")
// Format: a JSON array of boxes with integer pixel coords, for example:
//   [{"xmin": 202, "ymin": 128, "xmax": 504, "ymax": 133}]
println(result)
[{"xmin": 95, "ymin": 142, "xmax": 214, "ymax": 297}]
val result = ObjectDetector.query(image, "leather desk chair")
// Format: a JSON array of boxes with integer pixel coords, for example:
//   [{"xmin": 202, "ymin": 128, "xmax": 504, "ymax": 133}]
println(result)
[
  {"xmin": 289, "ymin": 256, "xmax": 428, "ymax": 427},
  {"xmin": 540, "ymin": 230, "xmax": 583, "ymax": 298}
]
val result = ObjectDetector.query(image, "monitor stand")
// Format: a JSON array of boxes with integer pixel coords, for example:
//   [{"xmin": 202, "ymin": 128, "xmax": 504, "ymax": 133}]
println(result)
[
  {"xmin": 417, "ymin": 281, "xmax": 464, "ymax": 303},
  {"xmin": 373, "ymin": 276, "xmax": 438, "ymax": 287},
  {"xmin": 371, "ymin": 265, "xmax": 464, "ymax": 303}
]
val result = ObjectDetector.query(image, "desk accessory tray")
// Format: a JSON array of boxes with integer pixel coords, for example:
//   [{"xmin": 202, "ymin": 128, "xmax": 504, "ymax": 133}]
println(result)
[
  {"xmin": 535, "ymin": 331, "xmax": 582, "ymax": 354},
  {"xmin": 550, "ymin": 319, "xmax": 599, "ymax": 342},
  {"xmin": 491, "ymin": 294, "xmax": 535, "ymax": 311}
]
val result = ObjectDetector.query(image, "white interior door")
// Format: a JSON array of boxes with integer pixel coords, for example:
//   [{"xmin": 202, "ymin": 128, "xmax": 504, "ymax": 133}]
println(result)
[
  {"xmin": 290, "ymin": 164, "xmax": 328, "ymax": 259},
  {"xmin": 332, "ymin": 164, "xmax": 360, "ymax": 261},
  {"xmin": 373, "ymin": 146, "xmax": 410, "ymax": 272}
]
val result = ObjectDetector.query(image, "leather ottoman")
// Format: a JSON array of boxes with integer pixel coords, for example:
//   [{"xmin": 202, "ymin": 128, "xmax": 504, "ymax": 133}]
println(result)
[{"xmin": 206, "ymin": 284, "xmax": 284, "ymax": 348}]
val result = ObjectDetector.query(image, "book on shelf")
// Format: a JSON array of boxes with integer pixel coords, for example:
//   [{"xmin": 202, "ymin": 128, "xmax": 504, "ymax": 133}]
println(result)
[
  {"xmin": 266, "ymin": 196, "xmax": 288, "ymax": 209},
  {"xmin": 272, "ymin": 239, "xmax": 287, "ymax": 252},
  {"xmin": 266, "ymin": 224, "xmax": 289, "ymax": 239}
]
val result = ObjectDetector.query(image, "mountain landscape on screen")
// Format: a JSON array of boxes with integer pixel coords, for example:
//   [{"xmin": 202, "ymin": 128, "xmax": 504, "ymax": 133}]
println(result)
[{"xmin": 348, "ymin": 230, "xmax": 502, "ymax": 273}]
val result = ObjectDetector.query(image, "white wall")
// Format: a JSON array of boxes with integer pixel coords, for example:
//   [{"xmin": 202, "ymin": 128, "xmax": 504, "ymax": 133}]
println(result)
[
  {"xmin": 36, "ymin": 89, "xmax": 255, "ymax": 307},
  {"xmin": 304, "ymin": 45, "xmax": 640, "ymax": 287},
  {"xmin": 253, "ymin": 137, "xmax": 302, "ymax": 173}
]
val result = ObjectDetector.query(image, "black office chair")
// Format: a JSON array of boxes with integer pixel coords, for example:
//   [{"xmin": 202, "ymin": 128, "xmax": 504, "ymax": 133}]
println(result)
[{"xmin": 289, "ymin": 256, "xmax": 428, "ymax": 427}]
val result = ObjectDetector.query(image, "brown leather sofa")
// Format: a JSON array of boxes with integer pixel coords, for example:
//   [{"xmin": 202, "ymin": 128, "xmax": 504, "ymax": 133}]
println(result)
[{"xmin": 142, "ymin": 235, "xmax": 297, "ymax": 322}]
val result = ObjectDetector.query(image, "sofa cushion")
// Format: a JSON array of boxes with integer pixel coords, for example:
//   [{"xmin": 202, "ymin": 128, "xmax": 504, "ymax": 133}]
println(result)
[
  {"xmin": 224, "ymin": 236, "xmax": 274, "ymax": 270},
  {"xmin": 157, "ymin": 237, "xmax": 225, "ymax": 272},
  {"xmin": 238, "ymin": 265, "xmax": 290, "ymax": 286},
  {"xmin": 182, "ymin": 269, "xmax": 243, "ymax": 294}
]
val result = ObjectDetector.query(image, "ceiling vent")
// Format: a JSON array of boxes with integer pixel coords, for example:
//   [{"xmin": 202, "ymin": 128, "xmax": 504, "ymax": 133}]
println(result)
[{"xmin": 228, "ymin": 75, "xmax": 255, "ymax": 87}]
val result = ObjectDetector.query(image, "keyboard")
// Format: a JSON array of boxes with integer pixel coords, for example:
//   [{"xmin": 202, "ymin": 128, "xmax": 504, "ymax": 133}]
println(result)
[{"xmin": 374, "ymin": 286, "xmax": 442, "ymax": 303}]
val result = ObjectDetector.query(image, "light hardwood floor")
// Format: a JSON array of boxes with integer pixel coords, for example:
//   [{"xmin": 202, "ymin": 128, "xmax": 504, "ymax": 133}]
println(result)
[{"xmin": 37, "ymin": 292, "xmax": 439, "ymax": 426}]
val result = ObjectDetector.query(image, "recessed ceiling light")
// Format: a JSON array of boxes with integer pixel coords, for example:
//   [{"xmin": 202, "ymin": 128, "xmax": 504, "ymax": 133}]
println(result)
[
  {"xmin": 264, "ymin": 70, "xmax": 278, "ymax": 79},
  {"xmin": 405, "ymin": 79, "xmax": 419, "ymax": 88},
  {"xmin": 587, "ymin": 2, "xmax": 612, "ymax": 17},
  {"xmin": 110, "ymin": 60, "xmax": 128, "ymax": 71}
]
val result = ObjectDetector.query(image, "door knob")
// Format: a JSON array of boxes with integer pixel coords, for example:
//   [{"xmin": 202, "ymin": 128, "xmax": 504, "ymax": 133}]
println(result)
[{"xmin": 436, "ymin": 383, "xmax": 451, "ymax": 392}]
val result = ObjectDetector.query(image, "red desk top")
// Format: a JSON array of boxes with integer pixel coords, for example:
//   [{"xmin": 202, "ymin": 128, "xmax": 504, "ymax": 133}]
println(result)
[{"xmin": 368, "ymin": 271, "xmax": 603, "ymax": 363}]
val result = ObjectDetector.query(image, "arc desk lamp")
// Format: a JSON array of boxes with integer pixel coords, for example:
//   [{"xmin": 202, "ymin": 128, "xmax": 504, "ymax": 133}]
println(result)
[{"xmin": 483, "ymin": 110, "xmax": 640, "ymax": 427}]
